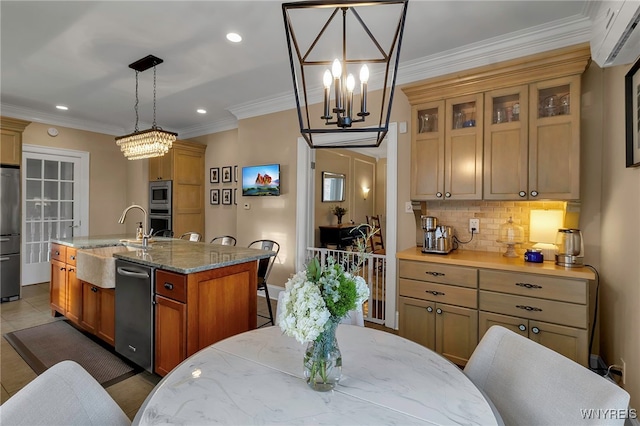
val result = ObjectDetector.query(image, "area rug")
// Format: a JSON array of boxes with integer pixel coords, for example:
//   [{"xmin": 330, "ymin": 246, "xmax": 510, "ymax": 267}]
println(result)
[{"xmin": 4, "ymin": 320, "xmax": 141, "ymax": 388}]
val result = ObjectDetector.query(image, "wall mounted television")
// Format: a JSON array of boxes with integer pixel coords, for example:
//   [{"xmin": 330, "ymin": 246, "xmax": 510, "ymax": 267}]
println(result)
[{"xmin": 242, "ymin": 164, "xmax": 280, "ymax": 196}]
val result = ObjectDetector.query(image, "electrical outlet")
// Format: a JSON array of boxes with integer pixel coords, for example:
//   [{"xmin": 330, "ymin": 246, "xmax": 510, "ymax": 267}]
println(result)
[
  {"xmin": 405, "ymin": 201, "xmax": 413, "ymax": 214},
  {"xmin": 621, "ymin": 358, "xmax": 626, "ymax": 385},
  {"xmin": 469, "ymin": 218, "xmax": 480, "ymax": 233}
]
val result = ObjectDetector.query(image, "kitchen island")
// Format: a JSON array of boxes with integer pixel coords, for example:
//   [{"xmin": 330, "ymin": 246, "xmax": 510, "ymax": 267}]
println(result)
[{"xmin": 49, "ymin": 235, "xmax": 274, "ymax": 375}]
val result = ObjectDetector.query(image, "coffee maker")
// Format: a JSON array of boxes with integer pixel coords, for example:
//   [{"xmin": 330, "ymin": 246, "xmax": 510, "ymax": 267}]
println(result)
[{"xmin": 421, "ymin": 216, "xmax": 454, "ymax": 254}]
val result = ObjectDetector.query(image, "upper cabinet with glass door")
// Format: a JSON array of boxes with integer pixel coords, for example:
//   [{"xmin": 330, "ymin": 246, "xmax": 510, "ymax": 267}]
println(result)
[
  {"xmin": 483, "ymin": 85, "xmax": 529, "ymax": 200},
  {"xmin": 528, "ymin": 75, "xmax": 581, "ymax": 200}
]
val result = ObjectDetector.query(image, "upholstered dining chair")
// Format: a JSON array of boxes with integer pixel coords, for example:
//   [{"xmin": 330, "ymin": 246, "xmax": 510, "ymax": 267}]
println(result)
[
  {"xmin": 464, "ymin": 325, "xmax": 630, "ymax": 426},
  {"xmin": 248, "ymin": 239, "xmax": 279, "ymax": 327},
  {"xmin": 210, "ymin": 235, "xmax": 237, "ymax": 246},
  {"xmin": 180, "ymin": 231, "xmax": 202, "ymax": 242},
  {"xmin": 0, "ymin": 360, "xmax": 130, "ymax": 425},
  {"xmin": 153, "ymin": 229, "xmax": 174, "ymax": 237},
  {"xmin": 275, "ymin": 291, "xmax": 364, "ymax": 327}
]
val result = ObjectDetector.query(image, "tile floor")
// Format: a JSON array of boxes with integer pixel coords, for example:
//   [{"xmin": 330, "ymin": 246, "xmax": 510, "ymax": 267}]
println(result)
[{"xmin": 1, "ymin": 282, "xmax": 395, "ymax": 420}]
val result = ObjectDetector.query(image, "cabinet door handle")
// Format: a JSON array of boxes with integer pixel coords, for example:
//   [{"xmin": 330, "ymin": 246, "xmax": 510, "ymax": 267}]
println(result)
[
  {"xmin": 426, "ymin": 306, "xmax": 433, "ymax": 313},
  {"xmin": 70, "ymin": 255, "xmax": 76, "ymax": 260},
  {"xmin": 436, "ymin": 308, "xmax": 443, "ymax": 314},
  {"xmin": 518, "ymin": 191, "xmax": 526, "ymax": 197},
  {"xmin": 0, "ymin": 257, "xmax": 9, "ymax": 262},
  {"xmin": 518, "ymin": 324, "xmax": 527, "ymax": 332},
  {"xmin": 427, "ymin": 290, "xmax": 445, "ymax": 296},
  {"xmin": 60, "ymin": 267, "xmax": 66, "ymax": 271},
  {"xmin": 445, "ymin": 192, "xmax": 452, "ymax": 198},
  {"xmin": 91, "ymin": 286, "xmax": 98, "ymax": 293},
  {"xmin": 55, "ymin": 251, "xmax": 60, "ymax": 256},
  {"xmin": 531, "ymin": 327, "xmax": 540, "ymax": 334},
  {"xmin": 425, "ymin": 271, "xmax": 445, "ymax": 277},
  {"xmin": 164, "ymin": 282, "xmax": 174, "ymax": 290},
  {"xmin": 515, "ymin": 282, "xmax": 542, "ymax": 289},
  {"xmin": 69, "ymin": 268, "xmax": 74, "ymax": 272},
  {"xmin": 516, "ymin": 305, "xmax": 542, "ymax": 312},
  {"xmin": 436, "ymin": 192, "xmax": 443, "ymax": 198},
  {"xmin": 530, "ymin": 190, "xmax": 539, "ymax": 197}
]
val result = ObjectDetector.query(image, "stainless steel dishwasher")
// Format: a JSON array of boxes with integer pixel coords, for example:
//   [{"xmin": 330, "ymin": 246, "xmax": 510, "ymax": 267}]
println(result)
[{"xmin": 115, "ymin": 259, "xmax": 155, "ymax": 372}]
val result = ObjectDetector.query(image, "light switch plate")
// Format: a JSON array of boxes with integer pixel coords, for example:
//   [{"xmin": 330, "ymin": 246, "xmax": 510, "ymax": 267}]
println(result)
[
  {"xmin": 243, "ymin": 203, "xmax": 250, "ymax": 210},
  {"xmin": 405, "ymin": 201, "xmax": 413, "ymax": 213}
]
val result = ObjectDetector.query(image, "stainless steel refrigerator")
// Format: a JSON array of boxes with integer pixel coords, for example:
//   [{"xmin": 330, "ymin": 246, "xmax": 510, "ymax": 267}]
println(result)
[{"xmin": 1, "ymin": 165, "xmax": 21, "ymax": 301}]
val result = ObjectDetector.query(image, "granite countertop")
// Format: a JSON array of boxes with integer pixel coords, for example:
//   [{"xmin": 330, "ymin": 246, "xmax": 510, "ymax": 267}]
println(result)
[
  {"xmin": 397, "ymin": 247, "xmax": 596, "ymax": 280},
  {"xmin": 51, "ymin": 235, "xmax": 274, "ymax": 274}
]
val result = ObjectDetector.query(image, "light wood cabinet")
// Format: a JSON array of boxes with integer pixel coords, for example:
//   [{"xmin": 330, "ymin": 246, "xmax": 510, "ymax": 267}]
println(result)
[
  {"xmin": 398, "ymin": 260, "xmax": 478, "ymax": 366},
  {"xmin": 80, "ymin": 282, "xmax": 115, "ymax": 346},
  {"xmin": 149, "ymin": 151, "xmax": 173, "ymax": 181},
  {"xmin": 528, "ymin": 75, "xmax": 581, "ymax": 199},
  {"xmin": 411, "ymin": 94, "xmax": 483, "ymax": 200},
  {"xmin": 403, "ymin": 44, "xmax": 590, "ymax": 201},
  {"xmin": 148, "ymin": 140, "xmax": 207, "ymax": 236},
  {"xmin": 154, "ymin": 262, "xmax": 257, "ymax": 376},
  {"xmin": 478, "ymin": 269, "xmax": 590, "ymax": 366},
  {"xmin": 0, "ymin": 117, "xmax": 30, "ymax": 166},
  {"xmin": 50, "ymin": 258, "xmax": 67, "ymax": 315}
]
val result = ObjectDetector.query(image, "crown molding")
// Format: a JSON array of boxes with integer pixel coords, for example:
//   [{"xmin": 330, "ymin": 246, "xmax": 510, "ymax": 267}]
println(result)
[
  {"xmin": 226, "ymin": 14, "xmax": 592, "ymax": 124},
  {"xmin": 1, "ymin": 14, "xmax": 593, "ymax": 139},
  {"xmin": 0, "ymin": 103, "xmax": 127, "ymax": 136},
  {"xmin": 177, "ymin": 116, "xmax": 239, "ymax": 139}
]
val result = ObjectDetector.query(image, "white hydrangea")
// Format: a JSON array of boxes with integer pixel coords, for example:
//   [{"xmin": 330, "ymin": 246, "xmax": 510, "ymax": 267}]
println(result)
[
  {"xmin": 279, "ymin": 271, "xmax": 330, "ymax": 344},
  {"xmin": 349, "ymin": 273, "xmax": 370, "ymax": 311}
]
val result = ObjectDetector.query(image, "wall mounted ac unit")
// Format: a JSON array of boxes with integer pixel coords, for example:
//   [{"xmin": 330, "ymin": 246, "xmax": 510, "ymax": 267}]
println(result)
[{"xmin": 590, "ymin": 0, "xmax": 640, "ymax": 67}]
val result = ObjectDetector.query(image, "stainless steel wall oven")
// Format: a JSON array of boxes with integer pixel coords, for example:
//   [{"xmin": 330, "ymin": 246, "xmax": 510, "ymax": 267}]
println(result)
[{"xmin": 149, "ymin": 180, "xmax": 172, "ymax": 233}]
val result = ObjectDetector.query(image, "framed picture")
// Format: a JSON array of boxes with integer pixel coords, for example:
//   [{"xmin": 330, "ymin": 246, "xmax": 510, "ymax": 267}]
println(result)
[
  {"xmin": 222, "ymin": 188, "xmax": 232, "ymax": 205},
  {"xmin": 234, "ymin": 165, "xmax": 238, "ymax": 182},
  {"xmin": 210, "ymin": 168, "xmax": 220, "ymax": 183},
  {"xmin": 626, "ymin": 56, "xmax": 640, "ymax": 167},
  {"xmin": 234, "ymin": 188, "xmax": 238, "ymax": 205},
  {"xmin": 222, "ymin": 166, "xmax": 232, "ymax": 183},
  {"xmin": 210, "ymin": 189, "xmax": 219, "ymax": 205}
]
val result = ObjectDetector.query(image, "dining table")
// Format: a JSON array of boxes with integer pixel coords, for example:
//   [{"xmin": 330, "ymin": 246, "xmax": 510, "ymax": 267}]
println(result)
[{"xmin": 133, "ymin": 325, "xmax": 498, "ymax": 425}]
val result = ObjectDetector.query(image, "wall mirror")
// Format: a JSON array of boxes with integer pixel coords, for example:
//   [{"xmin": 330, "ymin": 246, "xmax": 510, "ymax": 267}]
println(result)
[{"xmin": 322, "ymin": 171, "xmax": 345, "ymax": 202}]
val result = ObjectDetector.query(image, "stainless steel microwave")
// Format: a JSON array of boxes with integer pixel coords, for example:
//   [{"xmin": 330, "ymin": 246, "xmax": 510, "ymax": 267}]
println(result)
[{"xmin": 149, "ymin": 180, "xmax": 172, "ymax": 215}]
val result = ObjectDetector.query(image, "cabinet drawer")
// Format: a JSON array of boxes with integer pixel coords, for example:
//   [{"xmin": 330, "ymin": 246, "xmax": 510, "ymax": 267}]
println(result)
[
  {"xmin": 66, "ymin": 247, "xmax": 77, "ymax": 266},
  {"xmin": 156, "ymin": 270, "xmax": 187, "ymax": 303},
  {"xmin": 479, "ymin": 290, "xmax": 587, "ymax": 328},
  {"xmin": 399, "ymin": 260, "xmax": 477, "ymax": 288},
  {"xmin": 400, "ymin": 278, "xmax": 477, "ymax": 309},
  {"xmin": 50, "ymin": 243, "xmax": 66, "ymax": 262},
  {"xmin": 479, "ymin": 270, "xmax": 587, "ymax": 304}
]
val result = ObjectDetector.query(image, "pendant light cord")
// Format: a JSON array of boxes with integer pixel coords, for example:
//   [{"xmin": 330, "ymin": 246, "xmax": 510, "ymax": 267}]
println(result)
[
  {"xmin": 134, "ymin": 70, "xmax": 140, "ymax": 132},
  {"xmin": 152, "ymin": 65, "xmax": 157, "ymax": 129}
]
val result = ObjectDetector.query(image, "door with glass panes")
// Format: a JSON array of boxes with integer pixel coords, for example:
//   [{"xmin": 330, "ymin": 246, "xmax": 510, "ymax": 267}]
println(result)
[{"xmin": 22, "ymin": 147, "xmax": 88, "ymax": 285}]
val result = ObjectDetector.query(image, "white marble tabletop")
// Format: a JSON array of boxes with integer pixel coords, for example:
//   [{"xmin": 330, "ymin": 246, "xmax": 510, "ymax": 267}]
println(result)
[{"xmin": 133, "ymin": 326, "xmax": 497, "ymax": 425}]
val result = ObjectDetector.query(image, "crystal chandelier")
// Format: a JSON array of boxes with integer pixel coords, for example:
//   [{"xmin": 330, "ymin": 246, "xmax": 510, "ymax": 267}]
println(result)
[
  {"xmin": 115, "ymin": 55, "xmax": 177, "ymax": 160},
  {"xmin": 283, "ymin": 0, "xmax": 408, "ymax": 148}
]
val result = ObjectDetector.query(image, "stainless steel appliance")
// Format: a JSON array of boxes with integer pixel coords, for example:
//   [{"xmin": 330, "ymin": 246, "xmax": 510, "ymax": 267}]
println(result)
[
  {"xmin": 555, "ymin": 228, "xmax": 584, "ymax": 267},
  {"xmin": 421, "ymin": 215, "xmax": 454, "ymax": 254},
  {"xmin": 1, "ymin": 166, "xmax": 21, "ymax": 302},
  {"xmin": 149, "ymin": 180, "xmax": 172, "ymax": 233},
  {"xmin": 115, "ymin": 259, "xmax": 155, "ymax": 371}
]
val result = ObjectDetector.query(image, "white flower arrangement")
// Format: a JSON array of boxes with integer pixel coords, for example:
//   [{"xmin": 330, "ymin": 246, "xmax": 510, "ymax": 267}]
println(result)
[{"xmin": 279, "ymin": 257, "xmax": 370, "ymax": 344}]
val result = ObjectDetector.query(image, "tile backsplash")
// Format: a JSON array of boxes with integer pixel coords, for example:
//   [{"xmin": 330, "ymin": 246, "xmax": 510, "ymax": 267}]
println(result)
[{"xmin": 423, "ymin": 200, "xmax": 570, "ymax": 254}]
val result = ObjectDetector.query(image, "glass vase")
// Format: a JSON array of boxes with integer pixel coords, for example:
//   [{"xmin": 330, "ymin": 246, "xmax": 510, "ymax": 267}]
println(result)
[
  {"xmin": 304, "ymin": 320, "xmax": 342, "ymax": 391},
  {"xmin": 336, "ymin": 214, "xmax": 343, "ymax": 225}
]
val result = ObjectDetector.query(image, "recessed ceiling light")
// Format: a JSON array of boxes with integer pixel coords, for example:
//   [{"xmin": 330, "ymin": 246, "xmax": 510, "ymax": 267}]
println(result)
[
  {"xmin": 226, "ymin": 32, "xmax": 242, "ymax": 43},
  {"xmin": 56, "ymin": 105, "xmax": 68, "ymax": 110},
  {"xmin": 197, "ymin": 109, "xmax": 207, "ymax": 114}
]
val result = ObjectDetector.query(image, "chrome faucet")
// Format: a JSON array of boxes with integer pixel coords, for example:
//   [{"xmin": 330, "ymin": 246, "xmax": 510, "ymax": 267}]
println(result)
[{"xmin": 118, "ymin": 204, "xmax": 151, "ymax": 247}]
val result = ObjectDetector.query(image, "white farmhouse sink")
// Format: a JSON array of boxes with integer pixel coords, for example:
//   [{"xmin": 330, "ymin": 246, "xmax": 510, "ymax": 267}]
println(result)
[{"xmin": 76, "ymin": 245, "xmax": 137, "ymax": 288}]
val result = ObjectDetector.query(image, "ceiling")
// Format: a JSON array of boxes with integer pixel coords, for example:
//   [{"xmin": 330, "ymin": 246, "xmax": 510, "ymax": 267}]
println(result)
[{"xmin": 1, "ymin": 1, "xmax": 596, "ymax": 140}]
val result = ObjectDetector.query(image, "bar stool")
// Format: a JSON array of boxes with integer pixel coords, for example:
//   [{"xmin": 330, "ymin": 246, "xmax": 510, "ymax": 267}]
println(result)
[
  {"xmin": 180, "ymin": 232, "xmax": 202, "ymax": 242},
  {"xmin": 248, "ymin": 239, "xmax": 280, "ymax": 327},
  {"xmin": 210, "ymin": 235, "xmax": 237, "ymax": 246}
]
